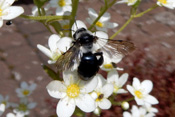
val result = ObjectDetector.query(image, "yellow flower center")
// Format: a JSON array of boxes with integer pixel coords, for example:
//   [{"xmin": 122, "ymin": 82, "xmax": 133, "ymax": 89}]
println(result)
[
  {"xmin": 114, "ymin": 85, "xmax": 119, "ymax": 93},
  {"xmin": 96, "ymin": 92, "xmax": 104, "ymax": 102},
  {"xmin": 96, "ymin": 21, "xmax": 103, "ymax": 28},
  {"xmin": 22, "ymin": 90, "xmax": 30, "ymax": 96},
  {"xmin": 66, "ymin": 84, "xmax": 80, "ymax": 98},
  {"xmin": 128, "ymin": 0, "xmax": 136, "ymax": 3},
  {"xmin": 52, "ymin": 51, "xmax": 61, "ymax": 61},
  {"xmin": 18, "ymin": 103, "xmax": 27, "ymax": 112},
  {"xmin": 58, "ymin": 0, "xmax": 66, "ymax": 7},
  {"xmin": 103, "ymin": 64, "xmax": 113, "ymax": 69},
  {"xmin": 1, "ymin": 101, "xmax": 7, "ymax": 106},
  {"xmin": 158, "ymin": 0, "xmax": 167, "ymax": 4},
  {"xmin": 0, "ymin": 9, "xmax": 3, "ymax": 16},
  {"xmin": 134, "ymin": 90, "xmax": 143, "ymax": 99}
]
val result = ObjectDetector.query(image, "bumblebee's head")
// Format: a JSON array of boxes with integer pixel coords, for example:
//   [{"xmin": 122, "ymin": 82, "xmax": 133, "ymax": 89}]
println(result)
[{"xmin": 73, "ymin": 28, "xmax": 86, "ymax": 40}]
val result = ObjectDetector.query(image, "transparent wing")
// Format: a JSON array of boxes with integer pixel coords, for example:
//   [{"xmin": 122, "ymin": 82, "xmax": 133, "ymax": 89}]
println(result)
[
  {"xmin": 56, "ymin": 43, "xmax": 81, "ymax": 72},
  {"xmin": 96, "ymin": 38, "xmax": 135, "ymax": 59}
]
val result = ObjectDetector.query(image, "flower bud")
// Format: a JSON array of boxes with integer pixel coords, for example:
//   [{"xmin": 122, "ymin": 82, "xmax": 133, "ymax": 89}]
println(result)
[{"xmin": 121, "ymin": 101, "xmax": 129, "ymax": 110}]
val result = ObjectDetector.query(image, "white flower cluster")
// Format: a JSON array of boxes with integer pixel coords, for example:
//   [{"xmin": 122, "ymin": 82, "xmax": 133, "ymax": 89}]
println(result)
[
  {"xmin": 0, "ymin": 82, "xmax": 37, "ymax": 117},
  {"xmin": 37, "ymin": 20, "xmax": 159, "ymax": 117}
]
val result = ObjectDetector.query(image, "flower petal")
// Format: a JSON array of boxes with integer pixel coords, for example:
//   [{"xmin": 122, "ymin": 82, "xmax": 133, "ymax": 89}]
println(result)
[
  {"xmin": 141, "ymin": 80, "xmax": 153, "ymax": 94},
  {"xmin": 1, "ymin": 0, "xmax": 15, "ymax": 9},
  {"xmin": 133, "ymin": 77, "xmax": 140, "ymax": 89},
  {"xmin": 144, "ymin": 95, "xmax": 159, "ymax": 105},
  {"xmin": 102, "ymin": 83, "xmax": 113, "ymax": 98},
  {"xmin": 107, "ymin": 70, "xmax": 119, "ymax": 83},
  {"xmin": 126, "ymin": 85, "xmax": 134, "ymax": 95},
  {"xmin": 117, "ymin": 89, "xmax": 128, "ymax": 94},
  {"xmin": 80, "ymin": 76, "xmax": 98, "ymax": 93},
  {"xmin": 0, "ymin": 104, "xmax": 5, "ymax": 116},
  {"xmin": 21, "ymin": 82, "xmax": 28, "ymax": 89},
  {"xmin": 48, "ymin": 34, "xmax": 61, "ymax": 51},
  {"xmin": 98, "ymin": 98, "xmax": 111, "ymax": 109},
  {"xmin": 0, "ymin": 19, "xmax": 3, "ymax": 28},
  {"xmin": 63, "ymin": 70, "xmax": 79, "ymax": 86},
  {"xmin": 105, "ymin": 22, "xmax": 118, "ymax": 29},
  {"xmin": 46, "ymin": 80, "xmax": 67, "ymax": 99},
  {"xmin": 123, "ymin": 111, "xmax": 132, "ymax": 117},
  {"xmin": 135, "ymin": 97, "xmax": 144, "ymax": 105},
  {"xmin": 27, "ymin": 102, "xmax": 37, "ymax": 109},
  {"xmin": 88, "ymin": 8, "xmax": 98, "ymax": 20},
  {"xmin": 3, "ymin": 6, "xmax": 24, "ymax": 20},
  {"xmin": 76, "ymin": 94, "xmax": 95, "ymax": 112},
  {"xmin": 37, "ymin": 44, "xmax": 52, "ymax": 58},
  {"xmin": 57, "ymin": 37, "xmax": 72, "ymax": 53},
  {"xmin": 118, "ymin": 73, "xmax": 128, "ymax": 87},
  {"xmin": 57, "ymin": 97, "xmax": 76, "ymax": 117},
  {"xmin": 100, "ymin": 12, "xmax": 111, "ymax": 22}
]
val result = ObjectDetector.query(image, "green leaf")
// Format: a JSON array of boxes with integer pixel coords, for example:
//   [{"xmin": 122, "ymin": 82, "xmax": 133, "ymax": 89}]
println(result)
[{"xmin": 42, "ymin": 64, "xmax": 60, "ymax": 80}]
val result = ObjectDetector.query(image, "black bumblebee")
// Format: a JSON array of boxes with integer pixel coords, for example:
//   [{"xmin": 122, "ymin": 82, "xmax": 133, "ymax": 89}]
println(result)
[{"xmin": 56, "ymin": 27, "xmax": 135, "ymax": 80}]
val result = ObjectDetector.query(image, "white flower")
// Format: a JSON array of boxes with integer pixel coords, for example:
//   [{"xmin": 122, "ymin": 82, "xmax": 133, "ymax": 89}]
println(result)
[
  {"xmin": 0, "ymin": 104, "xmax": 5, "ymax": 116},
  {"xmin": 101, "ymin": 52, "xmax": 123, "ymax": 71},
  {"xmin": 107, "ymin": 70, "xmax": 128, "ymax": 94},
  {"xmin": 31, "ymin": 4, "xmax": 51, "ymax": 16},
  {"xmin": 123, "ymin": 105, "xmax": 156, "ymax": 117},
  {"xmin": 86, "ymin": 8, "xmax": 118, "ymax": 32},
  {"xmin": 9, "ymin": 99, "xmax": 37, "ymax": 117},
  {"xmin": 144, "ymin": 103, "xmax": 158, "ymax": 114},
  {"xmin": 49, "ymin": 0, "xmax": 72, "ymax": 15},
  {"xmin": 157, "ymin": 0, "xmax": 175, "ymax": 9},
  {"xmin": 0, "ymin": 95, "xmax": 10, "ymax": 108},
  {"xmin": 0, "ymin": 0, "xmax": 24, "ymax": 27},
  {"xmin": 16, "ymin": 81, "xmax": 37, "ymax": 98},
  {"xmin": 127, "ymin": 78, "xmax": 159, "ymax": 105},
  {"xmin": 117, "ymin": 0, "xmax": 138, "ymax": 6},
  {"xmin": 91, "ymin": 74, "xmax": 113, "ymax": 110},
  {"xmin": 46, "ymin": 70, "xmax": 98, "ymax": 117},
  {"xmin": 37, "ymin": 34, "xmax": 72, "ymax": 64}
]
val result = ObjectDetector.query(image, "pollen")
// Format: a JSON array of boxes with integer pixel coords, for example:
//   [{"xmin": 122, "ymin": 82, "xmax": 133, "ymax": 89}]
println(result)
[
  {"xmin": 66, "ymin": 84, "xmax": 80, "ymax": 98},
  {"xmin": 58, "ymin": 0, "xmax": 66, "ymax": 7},
  {"xmin": 0, "ymin": 9, "xmax": 3, "ymax": 16},
  {"xmin": 103, "ymin": 64, "xmax": 113, "ymax": 69},
  {"xmin": 22, "ymin": 90, "xmax": 30, "ymax": 96},
  {"xmin": 96, "ymin": 21, "xmax": 103, "ymax": 28},
  {"xmin": 158, "ymin": 0, "xmax": 167, "ymax": 4},
  {"xmin": 134, "ymin": 90, "xmax": 143, "ymax": 99}
]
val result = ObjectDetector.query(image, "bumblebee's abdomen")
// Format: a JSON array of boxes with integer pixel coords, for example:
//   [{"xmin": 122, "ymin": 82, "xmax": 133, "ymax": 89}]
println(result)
[{"xmin": 78, "ymin": 52, "xmax": 103, "ymax": 81}]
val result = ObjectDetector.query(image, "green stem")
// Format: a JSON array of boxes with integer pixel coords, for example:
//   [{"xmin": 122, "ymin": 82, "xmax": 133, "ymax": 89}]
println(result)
[
  {"xmin": 112, "ymin": 97, "xmax": 135, "ymax": 106},
  {"xmin": 110, "ymin": 16, "xmax": 134, "ymax": 39},
  {"xmin": 110, "ymin": 4, "xmax": 158, "ymax": 39},
  {"xmin": 134, "ymin": 4, "xmax": 158, "ymax": 18},
  {"xmin": 20, "ymin": 14, "xmax": 71, "ymax": 21},
  {"xmin": 69, "ymin": 0, "xmax": 79, "ymax": 36},
  {"xmin": 88, "ymin": 0, "xmax": 117, "ymax": 30}
]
